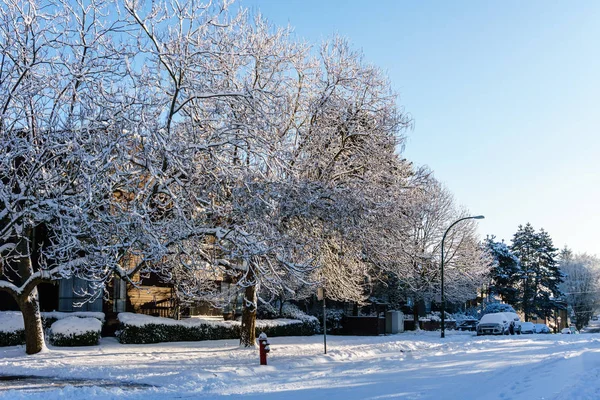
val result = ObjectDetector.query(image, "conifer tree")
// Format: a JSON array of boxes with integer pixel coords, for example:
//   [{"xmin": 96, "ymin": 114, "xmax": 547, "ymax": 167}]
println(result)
[
  {"xmin": 511, "ymin": 223, "xmax": 537, "ymax": 320},
  {"xmin": 484, "ymin": 236, "xmax": 521, "ymax": 306},
  {"xmin": 535, "ymin": 229, "xmax": 564, "ymax": 321},
  {"xmin": 510, "ymin": 224, "xmax": 564, "ymax": 321}
]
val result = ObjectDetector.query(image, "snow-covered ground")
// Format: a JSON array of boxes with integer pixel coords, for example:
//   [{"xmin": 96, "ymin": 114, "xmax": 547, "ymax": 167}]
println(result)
[{"xmin": 2, "ymin": 329, "xmax": 600, "ymax": 400}]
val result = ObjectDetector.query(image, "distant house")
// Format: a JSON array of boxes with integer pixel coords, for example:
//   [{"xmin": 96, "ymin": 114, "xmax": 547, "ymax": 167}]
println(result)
[{"xmin": 1, "ymin": 271, "xmax": 244, "ymax": 334}]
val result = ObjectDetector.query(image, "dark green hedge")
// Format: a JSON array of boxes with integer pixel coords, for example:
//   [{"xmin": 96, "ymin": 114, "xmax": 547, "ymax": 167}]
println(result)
[
  {"xmin": 117, "ymin": 319, "xmax": 319, "ymax": 344},
  {"xmin": 260, "ymin": 320, "xmax": 319, "ymax": 337},
  {"xmin": 0, "ymin": 315, "xmax": 103, "ymax": 347},
  {"xmin": 0, "ymin": 330, "xmax": 26, "ymax": 347},
  {"xmin": 117, "ymin": 323, "xmax": 240, "ymax": 344},
  {"xmin": 49, "ymin": 330, "xmax": 101, "ymax": 347}
]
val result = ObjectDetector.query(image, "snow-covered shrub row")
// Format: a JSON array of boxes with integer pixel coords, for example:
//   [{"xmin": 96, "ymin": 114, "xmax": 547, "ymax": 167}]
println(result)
[
  {"xmin": 49, "ymin": 317, "xmax": 102, "ymax": 346},
  {"xmin": 316, "ymin": 308, "xmax": 345, "ymax": 334},
  {"xmin": 117, "ymin": 313, "xmax": 318, "ymax": 344},
  {"xmin": 41, "ymin": 311, "xmax": 105, "ymax": 331},
  {"xmin": 0, "ymin": 311, "xmax": 105, "ymax": 346},
  {"xmin": 257, "ymin": 303, "xmax": 320, "ymax": 334},
  {"xmin": 0, "ymin": 312, "xmax": 26, "ymax": 346}
]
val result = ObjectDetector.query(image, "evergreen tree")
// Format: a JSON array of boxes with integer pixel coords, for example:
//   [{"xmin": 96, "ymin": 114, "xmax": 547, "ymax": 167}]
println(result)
[
  {"xmin": 510, "ymin": 223, "xmax": 537, "ymax": 320},
  {"xmin": 535, "ymin": 229, "xmax": 565, "ymax": 320},
  {"xmin": 510, "ymin": 224, "xmax": 564, "ymax": 321},
  {"xmin": 484, "ymin": 236, "xmax": 521, "ymax": 306}
]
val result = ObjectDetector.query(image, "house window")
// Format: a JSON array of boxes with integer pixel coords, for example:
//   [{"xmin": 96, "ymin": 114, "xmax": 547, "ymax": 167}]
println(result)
[
  {"xmin": 58, "ymin": 277, "xmax": 102, "ymax": 312},
  {"xmin": 113, "ymin": 278, "xmax": 127, "ymax": 313}
]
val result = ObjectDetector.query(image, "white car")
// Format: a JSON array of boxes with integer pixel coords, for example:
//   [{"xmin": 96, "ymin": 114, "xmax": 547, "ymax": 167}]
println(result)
[
  {"xmin": 520, "ymin": 322, "xmax": 535, "ymax": 334},
  {"xmin": 476, "ymin": 313, "xmax": 510, "ymax": 336},
  {"xmin": 534, "ymin": 323, "xmax": 551, "ymax": 334},
  {"xmin": 502, "ymin": 312, "xmax": 522, "ymax": 334},
  {"xmin": 561, "ymin": 327, "xmax": 578, "ymax": 334}
]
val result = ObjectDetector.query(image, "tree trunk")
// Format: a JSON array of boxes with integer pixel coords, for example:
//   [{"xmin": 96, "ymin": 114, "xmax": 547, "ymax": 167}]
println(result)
[
  {"xmin": 18, "ymin": 289, "xmax": 45, "ymax": 355},
  {"xmin": 240, "ymin": 283, "xmax": 257, "ymax": 347},
  {"xmin": 14, "ymin": 230, "xmax": 46, "ymax": 354}
]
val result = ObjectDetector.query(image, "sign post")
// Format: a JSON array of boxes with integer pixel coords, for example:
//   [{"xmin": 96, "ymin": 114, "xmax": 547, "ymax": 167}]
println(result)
[{"xmin": 318, "ymin": 287, "xmax": 326, "ymax": 354}]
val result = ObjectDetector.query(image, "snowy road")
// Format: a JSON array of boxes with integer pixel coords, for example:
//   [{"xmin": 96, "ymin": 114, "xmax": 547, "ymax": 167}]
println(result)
[{"xmin": 1, "ymin": 331, "xmax": 600, "ymax": 399}]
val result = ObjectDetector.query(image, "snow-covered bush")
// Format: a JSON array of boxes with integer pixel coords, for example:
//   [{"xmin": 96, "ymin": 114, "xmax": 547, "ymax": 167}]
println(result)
[
  {"xmin": 257, "ymin": 302, "xmax": 279, "ymax": 320},
  {"xmin": 49, "ymin": 317, "xmax": 102, "ymax": 346},
  {"xmin": 315, "ymin": 308, "xmax": 345, "ymax": 333},
  {"xmin": 280, "ymin": 304, "xmax": 320, "ymax": 332},
  {"xmin": 419, "ymin": 311, "xmax": 454, "ymax": 322},
  {"xmin": 116, "ymin": 313, "xmax": 318, "ymax": 344},
  {"xmin": 41, "ymin": 312, "xmax": 105, "ymax": 331},
  {"xmin": 0, "ymin": 312, "xmax": 26, "ymax": 346},
  {"xmin": 0, "ymin": 311, "xmax": 105, "ymax": 347}
]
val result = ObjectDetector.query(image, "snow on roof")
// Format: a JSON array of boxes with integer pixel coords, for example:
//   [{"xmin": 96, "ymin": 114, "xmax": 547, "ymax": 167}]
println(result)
[
  {"xmin": 0, "ymin": 311, "xmax": 24, "ymax": 333},
  {"xmin": 51, "ymin": 317, "xmax": 102, "ymax": 336}
]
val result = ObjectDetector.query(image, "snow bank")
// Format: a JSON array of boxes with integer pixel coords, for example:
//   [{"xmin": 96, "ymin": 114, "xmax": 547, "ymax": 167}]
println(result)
[
  {"xmin": 51, "ymin": 317, "xmax": 102, "ymax": 336},
  {"xmin": 0, "ymin": 311, "xmax": 24, "ymax": 333}
]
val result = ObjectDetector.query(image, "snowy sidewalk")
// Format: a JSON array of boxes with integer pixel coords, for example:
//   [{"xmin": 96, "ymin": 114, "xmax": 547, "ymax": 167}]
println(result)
[{"xmin": 1, "ymin": 331, "xmax": 600, "ymax": 399}]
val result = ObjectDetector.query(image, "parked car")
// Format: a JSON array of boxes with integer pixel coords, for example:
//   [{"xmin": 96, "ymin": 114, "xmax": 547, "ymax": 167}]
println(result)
[
  {"xmin": 456, "ymin": 319, "xmax": 478, "ymax": 331},
  {"xmin": 502, "ymin": 312, "xmax": 522, "ymax": 334},
  {"xmin": 520, "ymin": 322, "xmax": 535, "ymax": 334},
  {"xmin": 534, "ymin": 323, "xmax": 551, "ymax": 334},
  {"xmin": 561, "ymin": 326, "xmax": 579, "ymax": 334},
  {"xmin": 477, "ymin": 313, "xmax": 510, "ymax": 336}
]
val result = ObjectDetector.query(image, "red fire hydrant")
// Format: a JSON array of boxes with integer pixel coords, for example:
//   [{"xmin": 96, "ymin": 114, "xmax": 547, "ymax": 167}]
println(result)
[{"xmin": 258, "ymin": 332, "xmax": 270, "ymax": 365}]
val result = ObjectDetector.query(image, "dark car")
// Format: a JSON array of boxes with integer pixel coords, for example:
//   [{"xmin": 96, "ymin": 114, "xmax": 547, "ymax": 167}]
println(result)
[{"xmin": 456, "ymin": 319, "xmax": 478, "ymax": 331}]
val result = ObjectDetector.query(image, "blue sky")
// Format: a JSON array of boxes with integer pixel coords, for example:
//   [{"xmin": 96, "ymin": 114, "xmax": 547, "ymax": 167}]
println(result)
[{"xmin": 238, "ymin": 0, "xmax": 600, "ymax": 256}]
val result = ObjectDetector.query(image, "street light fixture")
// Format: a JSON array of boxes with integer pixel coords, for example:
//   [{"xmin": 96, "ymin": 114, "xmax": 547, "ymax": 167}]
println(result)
[{"xmin": 440, "ymin": 215, "xmax": 485, "ymax": 338}]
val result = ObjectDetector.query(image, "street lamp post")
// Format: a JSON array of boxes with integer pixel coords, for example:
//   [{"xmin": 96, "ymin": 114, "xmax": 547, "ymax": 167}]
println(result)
[{"xmin": 440, "ymin": 215, "xmax": 485, "ymax": 338}]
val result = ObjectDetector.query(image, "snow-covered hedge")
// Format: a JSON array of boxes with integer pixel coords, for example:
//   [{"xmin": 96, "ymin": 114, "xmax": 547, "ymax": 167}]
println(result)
[
  {"xmin": 41, "ymin": 311, "xmax": 105, "ymax": 333},
  {"xmin": 116, "ymin": 312, "xmax": 318, "ymax": 344},
  {"xmin": 0, "ymin": 312, "xmax": 26, "ymax": 346},
  {"xmin": 257, "ymin": 303, "xmax": 320, "ymax": 333},
  {"xmin": 49, "ymin": 317, "xmax": 102, "ymax": 346},
  {"xmin": 0, "ymin": 311, "xmax": 105, "ymax": 347}
]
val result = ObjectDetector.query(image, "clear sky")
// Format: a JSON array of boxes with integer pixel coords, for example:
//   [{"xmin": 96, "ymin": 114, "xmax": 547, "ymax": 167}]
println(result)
[{"xmin": 238, "ymin": 0, "xmax": 600, "ymax": 256}]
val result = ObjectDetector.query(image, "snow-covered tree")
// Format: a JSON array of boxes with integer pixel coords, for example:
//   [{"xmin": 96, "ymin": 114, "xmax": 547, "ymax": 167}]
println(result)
[
  {"xmin": 387, "ymin": 174, "xmax": 490, "ymax": 319},
  {"xmin": 0, "ymin": 0, "xmax": 133, "ymax": 354},
  {"xmin": 484, "ymin": 236, "xmax": 521, "ymax": 306},
  {"xmin": 0, "ymin": 0, "xmax": 484, "ymax": 354},
  {"xmin": 559, "ymin": 249, "xmax": 600, "ymax": 330},
  {"xmin": 510, "ymin": 224, "xmax": 564, "ymax": 321}
]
